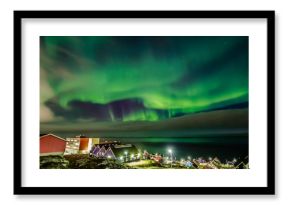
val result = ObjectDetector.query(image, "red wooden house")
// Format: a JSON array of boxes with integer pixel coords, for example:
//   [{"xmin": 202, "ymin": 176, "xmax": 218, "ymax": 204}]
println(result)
[
  {"xmin": 79, "ymin": 137, "xmax": 89, "ymax": 154},
  {"xmin": 40, "ymin": 134, "xmax": 67, "ymax": 156}
]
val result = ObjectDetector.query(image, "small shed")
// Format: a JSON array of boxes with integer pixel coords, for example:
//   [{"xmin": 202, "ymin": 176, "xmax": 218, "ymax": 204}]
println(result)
[{"xmin": 40, "ymin": 134, "xmax": 66, "ymax": 156}]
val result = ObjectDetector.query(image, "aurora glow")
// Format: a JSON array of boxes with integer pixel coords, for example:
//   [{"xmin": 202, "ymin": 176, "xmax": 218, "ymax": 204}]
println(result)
[{"xmin": 40, "ymin": 36, "xmax": 248, "ymax": 126}]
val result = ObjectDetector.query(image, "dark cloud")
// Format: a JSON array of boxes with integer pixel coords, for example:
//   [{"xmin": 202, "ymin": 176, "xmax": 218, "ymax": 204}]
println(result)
[
  {"xmin": 40, "ymin": 108, "xmax": 248, "ymax": 138},
  {"xmin": 45, "ymin": 96, "xmax": 248, "ymax": 123},
  {"xmin": 45, "ymin": 98, "xmax": 170, "ymax": 122}
]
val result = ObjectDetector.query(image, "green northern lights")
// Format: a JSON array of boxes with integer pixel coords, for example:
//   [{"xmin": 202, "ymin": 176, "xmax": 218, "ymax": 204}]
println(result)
[{"xmin": 40, "ymin": 36, "xmax": 248, "ymax": 124}]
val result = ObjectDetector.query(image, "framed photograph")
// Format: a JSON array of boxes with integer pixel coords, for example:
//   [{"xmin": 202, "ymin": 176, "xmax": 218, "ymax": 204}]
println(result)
[{"xmin": 14, "ymin": 10, "xmax": 275, "ymax": 195}]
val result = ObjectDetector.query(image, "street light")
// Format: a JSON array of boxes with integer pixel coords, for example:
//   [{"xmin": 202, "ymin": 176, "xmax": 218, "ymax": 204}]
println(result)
[
  {"xmin": 168, "ymin": 149, "xmax": 173, "ymax": 168},
  {"xmin": 124, "ymin": 151, "xmax": 128, "ymax": 162}
]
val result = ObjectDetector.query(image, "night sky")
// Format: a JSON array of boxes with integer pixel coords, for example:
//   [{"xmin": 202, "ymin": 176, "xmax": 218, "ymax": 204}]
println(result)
[{"xmin": 40, "ymin": 36, "xmax": 248, "ymax": 136}]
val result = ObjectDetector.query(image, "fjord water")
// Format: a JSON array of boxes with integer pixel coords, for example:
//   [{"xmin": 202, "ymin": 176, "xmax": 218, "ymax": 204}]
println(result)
[{"xmin": 55, "ymin": 131, "xmax": 248, "ymax": 161}]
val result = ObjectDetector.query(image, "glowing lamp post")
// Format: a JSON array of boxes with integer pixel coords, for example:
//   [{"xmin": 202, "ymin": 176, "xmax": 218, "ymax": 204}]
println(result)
[
  {"xmin": 168, "ymin": 149, "xmax": 173, "ymax": 168},
  {"xmin": 124, "ymin": 151, "xmax": 128, "ymax": 162}
]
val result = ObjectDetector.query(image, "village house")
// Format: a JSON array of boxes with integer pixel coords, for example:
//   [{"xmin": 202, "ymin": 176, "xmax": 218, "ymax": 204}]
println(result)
[
  {"xmin": 64, "ymin": 135, "xmax": 100, "ymax": 155},
  {"xmin": 40, "ymin": 134, "xmax": 67, "ymax": 156},
  {"xmin": 90, "ymin": 143, "xmax": 139, "ymax": 162}
]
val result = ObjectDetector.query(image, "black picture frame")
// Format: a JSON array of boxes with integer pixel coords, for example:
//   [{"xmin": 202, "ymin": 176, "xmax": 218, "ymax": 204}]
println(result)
[{"xmin": 14, "ymin": 10, "xmax": 275, "ymax": 195}]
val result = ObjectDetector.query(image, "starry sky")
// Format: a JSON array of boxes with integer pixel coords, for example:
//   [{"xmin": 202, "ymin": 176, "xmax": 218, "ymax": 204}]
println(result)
[{"xmin": 40, "ymin": 36, "xmax": 248, "ymax": 134}]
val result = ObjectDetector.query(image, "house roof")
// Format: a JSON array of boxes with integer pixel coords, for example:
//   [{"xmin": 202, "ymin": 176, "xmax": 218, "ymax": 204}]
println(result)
[
  {"xmin": 243, "ymin": 156, "xmax": 249, "ymax": 164},
  {"xmin": 104, "ymin": 147, "xmax": 116, "ymax": 159},
  {"xmin": 90, "ymin": 143, "xmax": 139, "ymax": 158},
  {"xmin": 110, "ymin": 144, "xmax": 138, "ymax": 157},
  {"xmin": 92, "ymin": 146, "xmax": 101, "ymax": 155},
  {"xmin": 40, "ymin": 133, "xmax": 66, "ymax": 141}
]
